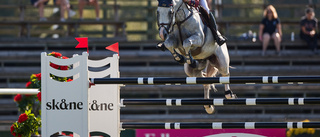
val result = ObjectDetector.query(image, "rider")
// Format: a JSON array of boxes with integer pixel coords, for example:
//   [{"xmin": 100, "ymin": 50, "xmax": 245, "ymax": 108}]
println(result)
[{"xmin": 183, "ymin": 0, "xmax": 226, "ymax": 46}]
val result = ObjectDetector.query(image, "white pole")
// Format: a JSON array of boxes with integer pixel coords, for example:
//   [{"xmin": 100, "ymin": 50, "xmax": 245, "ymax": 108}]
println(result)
[{"xmin": 0, "ymin": 88, "xmax": 39, "ymax": 95}]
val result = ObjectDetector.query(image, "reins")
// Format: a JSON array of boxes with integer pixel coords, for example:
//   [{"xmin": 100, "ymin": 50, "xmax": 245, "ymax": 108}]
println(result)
[{"xmin": 173, "ymin": 2, "xmax": 194, "ymax": 46}]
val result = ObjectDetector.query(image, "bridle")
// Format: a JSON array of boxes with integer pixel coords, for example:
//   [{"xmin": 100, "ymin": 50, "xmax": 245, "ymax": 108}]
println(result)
[
  {"xmin": 174, "ymin": 2, "xmax": 194, "ymax": 45},
  {"xmin": 157, "ymin": 2, "xmax": 193, "ymax": 34},
  {"xmin": 157, "ymin": 6, "xmax": 174, "ymax": 36},
  {"xmin": 157, "ymin": 2, "xmax": 206, "ymax": 57}
]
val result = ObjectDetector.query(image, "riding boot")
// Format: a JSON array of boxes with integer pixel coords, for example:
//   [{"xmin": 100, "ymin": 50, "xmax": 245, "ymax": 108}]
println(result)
[{"xmin": 208, "ymin": 12, "xmax": 227, "ymax": 46}]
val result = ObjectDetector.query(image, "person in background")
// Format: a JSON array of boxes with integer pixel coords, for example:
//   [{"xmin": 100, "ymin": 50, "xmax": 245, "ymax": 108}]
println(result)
[
  {"xmin": 300, "ymin": 7, "xmax": 318, "ymax": 54},
  {"xmin": 31, "ymin": 0, "xmax": 49, "ymax": 21},
  {"xmin": 54, "ymin": 0, "xmax": 76, "ymax": 22},
  {"xmin": 78, "ymin": 0, "xmax": 100, "ymax": 21},
  {"xmin": 259, "ymin": 5, "xmax": 282, "ymax": 56}
]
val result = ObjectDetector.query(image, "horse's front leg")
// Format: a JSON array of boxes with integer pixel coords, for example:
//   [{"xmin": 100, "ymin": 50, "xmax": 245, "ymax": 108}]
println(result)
[
  {"xmin": 164, "ymin": 35, "xmax": 186, "ymax": 64},
  {"xmin": 183, "ymin": 34, "xmax": 203, "ymax": 68}
]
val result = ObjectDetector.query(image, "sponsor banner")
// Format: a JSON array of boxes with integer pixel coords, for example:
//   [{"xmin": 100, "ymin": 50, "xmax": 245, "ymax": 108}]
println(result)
[{"xmin": 136, "ymin": 129, "xmax": 285, "ymax": 137}]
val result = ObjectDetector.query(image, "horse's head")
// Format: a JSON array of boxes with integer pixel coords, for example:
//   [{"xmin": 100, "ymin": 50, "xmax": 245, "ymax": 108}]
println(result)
[
  {"xmin": 157, "ymin": 0, "xmax": 188, "ymax": 40},
  {"xmin": 157, "ymin": 0, "xmax": 175, "ymax": 40}
]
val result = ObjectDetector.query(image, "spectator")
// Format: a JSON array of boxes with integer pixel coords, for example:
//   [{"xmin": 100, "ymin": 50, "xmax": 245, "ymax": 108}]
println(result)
[
  {"xmin": 259, "ymin": 5, "xmax": 282, "ymax": 56},
  {"xmin": 78, "ymin": 0, "xmax": 100, "ymax": 21},
  {"xmin": 31, "ymin": 0, "xmax": 49, "ymax": 21},
  {"xmin": 300, "ymin": 7, "xmax": 318, "ymax": 54},
  {"xmin": 54, "ymin": 0, "xmax": 76, "ymax": 22}
]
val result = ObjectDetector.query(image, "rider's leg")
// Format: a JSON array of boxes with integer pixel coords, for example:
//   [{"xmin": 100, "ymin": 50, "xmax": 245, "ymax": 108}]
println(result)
[
  {"xmin": 200, "ymin": 0, "xmax": 226, "ymax": 46},
  {"xmin": 199, "ymin": 0, "xmax": 210, "ymax": 13}
]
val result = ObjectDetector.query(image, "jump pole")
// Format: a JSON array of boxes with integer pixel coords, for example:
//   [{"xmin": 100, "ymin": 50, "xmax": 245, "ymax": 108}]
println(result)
[
  {"xmin": 121, "ymin": 122, "xmax": 320, "ymax": 129},
  {"xmin": 91, "ymin": 76, "xmax": 320, "ymax": 85},
  {"xmin": 120, "ymin": 98, "xmax": 320, "ymax": 106}
]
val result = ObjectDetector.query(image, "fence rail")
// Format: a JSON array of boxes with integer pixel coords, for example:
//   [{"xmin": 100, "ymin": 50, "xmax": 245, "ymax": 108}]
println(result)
[
  {"xmin": 121, "ymin": 122, "xmax": 320, "ymax": 129},
  {"xmin": 121, "ymin": 98, "xmax": 320, "ymax": 106},
  {"xmin": 91, "ymin": 76, "xmax": 320, "ymax": 85},
  {"xmin": 0, "ymin": 88, "xmax": 38, "ymax": 95}
]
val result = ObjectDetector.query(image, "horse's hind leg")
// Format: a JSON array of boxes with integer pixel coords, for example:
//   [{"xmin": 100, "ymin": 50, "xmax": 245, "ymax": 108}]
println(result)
[
  {"xmin": 203, "ymin": 60, "xmax": 218, "ymax": 114},
  {"xmin": 184, "ymin": 63, "xmax": 215, "ymax": 114},
  {"xmin": 213, "ymin": 45, "xmax": 237, "ymax": 99},
  {"xmin": 222, "ymin": 74, "xmax": 236, "ymax": 99},
  {"xmin": 203, "ymin": 84, "xmax": 214, "ymax": 114}
]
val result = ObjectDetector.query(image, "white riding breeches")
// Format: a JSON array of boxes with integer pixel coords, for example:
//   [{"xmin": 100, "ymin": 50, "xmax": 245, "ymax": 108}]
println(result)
[{"xmin": 200, "ymin": 0, "xmax": 210, "ymax": 14}]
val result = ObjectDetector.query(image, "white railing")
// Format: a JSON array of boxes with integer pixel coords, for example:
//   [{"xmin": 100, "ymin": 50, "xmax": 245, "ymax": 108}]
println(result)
[{"xmin": 0, "ymin": 88, "xmax": 39, "ymax": 95}]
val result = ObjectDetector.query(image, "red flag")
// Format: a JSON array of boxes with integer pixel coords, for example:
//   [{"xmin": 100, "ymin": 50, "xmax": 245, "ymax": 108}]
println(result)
[
  {"xmin": 106, "ymin": 42, "xmax": 119, "ymax": 55},
  {"xmin": 75, "ymin": 37, "xmax": 89, "ymax": 53}
]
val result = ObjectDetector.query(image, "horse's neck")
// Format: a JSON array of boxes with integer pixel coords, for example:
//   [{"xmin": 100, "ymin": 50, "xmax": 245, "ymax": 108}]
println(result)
[
  {"xmin": 176, "ymin": 3, "xmax": 204, "ymax": 30},
  {"xmin": 175, "ymin": 3, "xmax": 193, "ymax": 23}
]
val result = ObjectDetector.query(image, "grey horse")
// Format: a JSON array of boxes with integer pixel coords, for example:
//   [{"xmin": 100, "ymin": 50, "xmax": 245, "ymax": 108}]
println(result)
[{"xmin": 157, "ymin": 0, "xmax": 235, "ymax": 114}]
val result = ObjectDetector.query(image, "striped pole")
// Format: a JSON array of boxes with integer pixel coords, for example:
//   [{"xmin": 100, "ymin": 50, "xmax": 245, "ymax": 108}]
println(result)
[
  {"xmin": 91, "ymin": 76, "xmax": 320, "ymax": 85},
  {"xmin": 120, "ymin": 98, "xmax": 320, "ymax": 106},
  {"xmin": 0, "ymin": 88, "xmax": 39, "ymax": 95},
  {"xmin": 121, "ymin": 122, "xmax": 320, "ymax": 129}
]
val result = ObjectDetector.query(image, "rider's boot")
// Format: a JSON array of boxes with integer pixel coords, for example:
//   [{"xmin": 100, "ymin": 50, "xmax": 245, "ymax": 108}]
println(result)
[{"xmin": 208, "ymin": 12, "xmax": 227, "ymax": 46}]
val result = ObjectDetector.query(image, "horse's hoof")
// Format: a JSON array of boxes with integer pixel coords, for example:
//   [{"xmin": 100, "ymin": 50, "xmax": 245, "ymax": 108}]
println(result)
[
  {"xmin": 175, "ymin": 55, "xmax": 185, "ymax": 64},
  {"xmin": 225, "ymin": 94, "xmax": 237, "ymax": 99},
  {"xmin": 188, "ymin": 60, "xmax": 198, "ymax": 68},
  {"xmin": 176, "ymin": 58, "xmax": 185, "ymax": 64},
  {"xmin": 156, "ymin": 42, "xmax": 166, "ymax": 51},
  {"xmin": 225, "ymin": 90, "xmax": 237, "ymax": 99},
  {"xmin": 204, "ymin": 105, "xmax": 215, "ymax": 114}
]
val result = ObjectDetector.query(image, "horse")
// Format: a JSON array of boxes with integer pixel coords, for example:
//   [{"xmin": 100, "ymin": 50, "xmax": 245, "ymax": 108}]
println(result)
[{"xmin": 157, "ymin": 0, "xmax": 235, "ymax": 114}]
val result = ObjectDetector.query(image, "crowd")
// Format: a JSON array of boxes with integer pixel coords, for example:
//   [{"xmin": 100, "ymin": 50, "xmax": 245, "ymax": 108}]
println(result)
[
  {"xmin": 259, "ymin": 5, "xmax": 319, "ymax": 56},
  {"xmin": 31, "ymin": 0, "xmax": 100, "ymax": 22},
  {"xmin": 30, "ymin": 0, "xmax": 319, "ymax": 54}
]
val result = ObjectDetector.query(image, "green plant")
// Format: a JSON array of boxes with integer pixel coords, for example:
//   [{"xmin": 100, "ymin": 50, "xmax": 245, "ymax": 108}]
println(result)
[
  {"xmin": 13, "ymin": 73, "xmax": 41, "ymax": 113},
  {"xmin": 10, "ymin": 110, "xmax": 41, "ymax": 137},
  {"xmin": 12, "ymin": 51, "xmax": 72, "ymax": 137}
]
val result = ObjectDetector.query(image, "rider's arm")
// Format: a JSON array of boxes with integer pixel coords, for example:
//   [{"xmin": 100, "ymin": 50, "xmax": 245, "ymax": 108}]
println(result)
[{"xmin": 183, "ymin": 0, "xmax": 200, "ymax": 8}]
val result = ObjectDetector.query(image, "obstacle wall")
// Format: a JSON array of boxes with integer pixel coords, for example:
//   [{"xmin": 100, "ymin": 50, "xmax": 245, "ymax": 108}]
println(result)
[
  {"xmin": 41, "ymin": 52, "xmax": 89, "ymax": 137},
  {"xmin": 40, "ymin": 52, "xmax": 320, "ymax": 137},
  {"xmin": 41, "ymin": 52, "xmax": 120, "ymax": 137}
]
